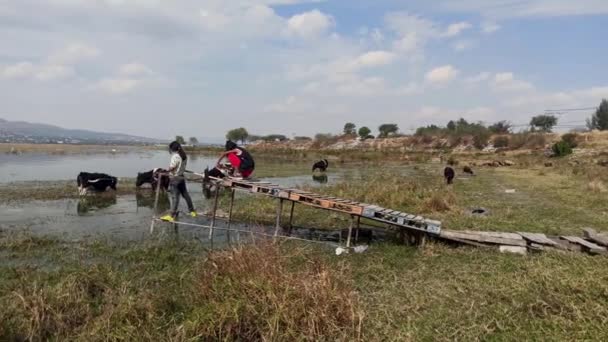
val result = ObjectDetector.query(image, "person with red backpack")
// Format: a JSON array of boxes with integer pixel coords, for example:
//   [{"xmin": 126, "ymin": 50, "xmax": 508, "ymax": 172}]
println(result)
[{"xmin": 207, "ymin": 140, "xmax": 255, "ymax": 179}]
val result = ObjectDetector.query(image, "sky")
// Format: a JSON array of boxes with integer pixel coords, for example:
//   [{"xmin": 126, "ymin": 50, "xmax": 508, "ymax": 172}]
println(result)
[{"xmin": 1, "ymin": 0, "xmax": 607, "ymax": 140}]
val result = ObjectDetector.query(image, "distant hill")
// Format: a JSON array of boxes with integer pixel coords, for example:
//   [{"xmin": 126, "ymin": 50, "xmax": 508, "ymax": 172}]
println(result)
[{"xmin": 0, "ymin": 118, "xmax": 162, "ymax": 145}]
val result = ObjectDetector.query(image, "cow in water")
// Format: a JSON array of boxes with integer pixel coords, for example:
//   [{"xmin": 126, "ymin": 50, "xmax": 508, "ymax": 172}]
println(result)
[
  {"xmin": 77, "ymin": 172, "xmax": 117, "ymax": 195},
  {"xmin": 443, "ymin": 166, "xmax": 455, "ymax": 185},
  {"xmin": 136, "ymin": 168, "xmax": 169, "ymax": 191},
  {"xmin": 312, "ymin": 159, "xmax": 329, "ymax": 172}
]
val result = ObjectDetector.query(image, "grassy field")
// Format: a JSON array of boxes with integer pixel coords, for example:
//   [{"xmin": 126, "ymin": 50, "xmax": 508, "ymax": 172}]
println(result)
[
  {"xmin": 2, "ymin": 149, "xmax": 608, "ymax": 340},
  {"xmin": 2, "ymin": 232, "xmax": 608, "ymax": 341}
]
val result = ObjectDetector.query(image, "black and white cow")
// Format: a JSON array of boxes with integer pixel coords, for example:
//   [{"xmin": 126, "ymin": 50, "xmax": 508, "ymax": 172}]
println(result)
[
  {"xmin": 312, "ymin": 159, "xmax": 329, "ymax": 172},
  {"xmin": 136, "ymin": 168, "xmax": 169, "ymax": 191},
  {"xmin": 77, "ymin": 172, "xmax": 118, "ymax": 195}
]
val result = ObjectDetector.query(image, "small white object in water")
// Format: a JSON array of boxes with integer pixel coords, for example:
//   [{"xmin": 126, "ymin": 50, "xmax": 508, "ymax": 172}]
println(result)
[
  {"xmin": 505, "ymin": 189, "xmax": 516, "ymax": 193},
  {"xmin": 353, "ymin": 245, "xmax": 369, "ymax": 253},
  {"xmin": 335, "ymin": 247, "xmax": 347, "ymax": 256}
]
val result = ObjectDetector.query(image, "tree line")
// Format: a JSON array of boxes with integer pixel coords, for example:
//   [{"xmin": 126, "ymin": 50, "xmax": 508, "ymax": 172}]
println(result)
[{"xmin": 177, "ymin": 99, "xmax": 608, "ymax": 145}]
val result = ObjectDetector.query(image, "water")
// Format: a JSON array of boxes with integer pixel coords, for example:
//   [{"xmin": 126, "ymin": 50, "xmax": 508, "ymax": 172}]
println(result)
[
  {"xmin": 0, "ymin": 150, "xmax": 382, "ymax": 242},
  {"xmin": 0, "ymin": 151, "xmax": 218, "ymax": 183}
]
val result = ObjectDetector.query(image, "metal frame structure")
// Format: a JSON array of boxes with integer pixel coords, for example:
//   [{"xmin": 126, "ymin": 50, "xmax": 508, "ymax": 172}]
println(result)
[{"xmin": 149, "ymin": 172, "xmax": 442, "ymax": 249}]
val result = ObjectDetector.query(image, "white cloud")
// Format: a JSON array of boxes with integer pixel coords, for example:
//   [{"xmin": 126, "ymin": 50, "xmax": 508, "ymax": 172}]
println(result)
[
  {"xmin": 481, "ymin": 21, "xmax": 501, "ymax": 34},
  {"xmin": 286, "ymin": 9, "xmax": 334, "ymax": 38},
  {"xmin": 349, "ymin": 50, "xmax": 396, "ymax": 69},
  {"xmin": 492, "ymin": 72, "xmax": 534, "ymax": 92},
  {"xmin": 95, "ymin": 78, "xmax": 141, "ymax": 94},
  {"xmin": 35, "ymin": 65, "xmax": 74, "ymax": 81},
  {"xmin": 119, "ymin": 63, "xmax": 153, "ymax": 76},
  {"xmin": 385, "ymin": 12, "xmax": 438, "ymax": 54},
  {"xmin": 437, "ymin": 0, "xmax": 608, "ymax": 18},
  {"xmin": 1, "ymin": 62, "xmax": 73, "ymax": 81},
  {"xmin": 336, "ymin": 76, "xmax": 386, "ymax": 96},
  {"xmin": 465, "ymin": 72, "xmax": 491, "ymax": 83},
  {"xmin": 47, "ymin": 43, "xmax": 99, "ymax": 64},
  {"xmin": 452, "ymin": 40, "xmax": 476, "ymax": 51},
  {"xmin": 425, "ymin": 65, "xmax": 460, "ymax": 84},
  {"xmin": 443, "ymin": 21, "xmax": 472, "ymax": 37},
  {"xmin": 1, "ymin": 62, "xmax": 36, "ymax": 79}
]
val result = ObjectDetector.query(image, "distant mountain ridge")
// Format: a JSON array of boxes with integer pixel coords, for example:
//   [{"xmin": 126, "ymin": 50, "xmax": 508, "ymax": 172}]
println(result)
[{"xmin": 0, "ymin": 118, "xmax": 161, "ymax": 144}]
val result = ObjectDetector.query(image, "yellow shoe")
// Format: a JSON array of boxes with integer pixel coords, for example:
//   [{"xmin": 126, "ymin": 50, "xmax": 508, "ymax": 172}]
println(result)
[
  {"xmin": 190, "ymin": 211, "xmax": 198, "ymax": 218},
  {"xmin": 160, "ymin": 215, "xmax": 175, "ymax": 223}
]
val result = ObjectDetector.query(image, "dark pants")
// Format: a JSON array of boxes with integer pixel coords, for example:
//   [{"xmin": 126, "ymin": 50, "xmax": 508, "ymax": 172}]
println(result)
[{"xmin": 169, "ymin": 179, "xmax": 194, "ymax": 216}]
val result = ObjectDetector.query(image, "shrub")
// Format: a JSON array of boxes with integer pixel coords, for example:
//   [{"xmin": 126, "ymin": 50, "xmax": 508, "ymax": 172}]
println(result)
[
  {"xmin": 472, "ymin": 128, "xmax": 491, "ymax": 149},
  {"xmin": 552, "ymin": 141, "xmax": 573, "ymax": 157},
  {"xmin": 561, "ymin": 133, "xmax": 579, "ymax": 148},
  {"xmin": 493, "ymin": 136, "xmax": 510, "ymax": 148}
]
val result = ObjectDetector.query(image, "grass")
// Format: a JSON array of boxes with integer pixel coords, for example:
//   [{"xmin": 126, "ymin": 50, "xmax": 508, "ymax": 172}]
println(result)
[
  {"xmin": 0, "ymin": 234, "xmax": 361, "ymax": 341},
  {"xmin": 3, "ymin": 147, "xmax": 608, "ymax": 339},
  {"xmin": 2, "ymin": 233, "xmax": 608, "ymax": 341},
  {"xmin": 232, "ymin": 155, "xmax": 608, "ymax": 236}
]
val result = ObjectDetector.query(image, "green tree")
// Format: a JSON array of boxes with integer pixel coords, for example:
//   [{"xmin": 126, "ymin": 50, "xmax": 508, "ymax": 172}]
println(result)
[
  {"xmin": 378, "ymin": 123, "xmax": 399, "ymax": 138},
  {"xmin": 587, "ymin": 99, "xmax": 608, "ymax": 131},
  {"xmin": 530, "ymin": 115, "xmax": 558, "ymax": 132},
  {"xmin": 188, "ymin": 137, "xmax": 198, "ymax": 145},
  {"xmin": 343, "ymin": 122, "xmax": 357, "ymax": 135},
  {"xmin": 175, "ymin": 135, "xmax": 186, "ymax": 145},
  {"xmin": 446, "ymin": 120, "xmax": 456, "ymax": 131},
  {"xmin": 489, "ymin": 121, "xmax": 512, "ymax": 134},
  {"xmin": 226, "ymin": 127, "xmax": 249, "ymax": 144},
  {"xmin": 262, "ymin": 134, "xmax": 288, "ymax": 142},
  {"xmin": 358, "ymin": 126, "xmax": 371, "ymax": 140}
]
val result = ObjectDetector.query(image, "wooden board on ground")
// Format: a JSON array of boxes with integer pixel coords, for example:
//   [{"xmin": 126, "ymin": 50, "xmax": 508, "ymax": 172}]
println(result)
[
  {"xmin": 463, "ymin": 231, "xmax": 524, "ymax": 241},
  {"xmin": 517, "ymin": 232, "xmax": 559, "ymax": 246},
  {"xmin": 582, "ymin": 228, "xmax": 608, "ymax": 247},
  {"xmin": 440, "ymin": 230, "xmax": 527, "ymax": 247},
  {"xmin": 561, "ymin": 236, "xmax": 607, "ymax": 254}
]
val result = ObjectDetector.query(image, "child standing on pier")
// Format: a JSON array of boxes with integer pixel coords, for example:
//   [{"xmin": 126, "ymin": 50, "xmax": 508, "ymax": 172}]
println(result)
[{"xmin": 160, "ymin": 141, "xmax": 197, "ymax": 222}]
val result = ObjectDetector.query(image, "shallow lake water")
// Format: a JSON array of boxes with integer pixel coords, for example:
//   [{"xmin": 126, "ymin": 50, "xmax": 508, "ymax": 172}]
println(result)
[
  {"xmin": 0, "ymin": 150, "xmax": 403, "ymax": 243},
  {"xmin": 0, "ymin": 150, "xmax": 218, "ymax": 183}
]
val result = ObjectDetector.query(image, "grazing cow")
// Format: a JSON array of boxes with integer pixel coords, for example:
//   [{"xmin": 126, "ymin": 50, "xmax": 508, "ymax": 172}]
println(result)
[
  {"xmin": 312, "ymin": 159, "xmax": 329, "ymax": 172},
  {"xmin": 136, "ymin": 168, "xmax": 169, "ymax": 191},
  {"xmin": 463, "ymin": 166, "xmax": 475, "ymax": 176},
  {"xmin": 444, "ymin": 166, "xmax": 455, "ymax": 185},
  {"xmin": 77, "ymin": 172, "xmax": 117, "ymax": 195}
]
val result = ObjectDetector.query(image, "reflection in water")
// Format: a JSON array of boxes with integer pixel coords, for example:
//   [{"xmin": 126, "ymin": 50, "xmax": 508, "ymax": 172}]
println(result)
[
  {"xmin": 77, "ymin": 195, "xmax": 118, "ymax": 215},
  {"xmin": 312, "ymin": 174, "xmax": 328, "ymax": 184},
  {"xmin": 136, "ymin": 190, "xmax": 170, "ymax": 213}
]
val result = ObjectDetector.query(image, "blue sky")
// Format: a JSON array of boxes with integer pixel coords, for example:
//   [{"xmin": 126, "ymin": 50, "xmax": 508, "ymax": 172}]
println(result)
[{"xmin": 1, "ymin": 0, "xmax": 607, "ymax": 139}]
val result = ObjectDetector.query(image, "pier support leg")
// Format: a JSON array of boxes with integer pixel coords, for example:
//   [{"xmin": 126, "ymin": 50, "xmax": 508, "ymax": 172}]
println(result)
[
  {"xmin": 227, "ymin": 188, "xmax": 235, "ymax": 245},
  {"xmin": 346, "ymin": 215, "xmax": 355, "ymax": 248},
  {"xmin": 274, "ymin": 199, "xmax": 283, "ymax": 238},
  {"xmin": 288, "ymin": 201, "xmax": 295, "ymax": 235},
  {"xmin": 354, "ymin": 216, "xmax": 361, "ymax": 243},
  {"xmin": 209, "ymin": 184, "xmax": 220, "ymax": 241},
  {"xmin": 149, "ymin": 174, "xmax": 163, "ymax": 234}
]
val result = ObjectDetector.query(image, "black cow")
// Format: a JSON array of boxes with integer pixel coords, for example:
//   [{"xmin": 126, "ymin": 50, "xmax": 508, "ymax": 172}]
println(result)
[
  {"xmin": 77, "ymin": 172, "xmax": 117, "ymax": 195},
  {"xmin": 463, "ymin": 166, "xmax": 475, "ymax": 176},
  {"xmin": 136, "ymin": 168, "xmax": 169, "ymax": 191},
  {"xmin": 312, "ymin": 159, "xmax": 329, "ymax": 172},
  {"xmin": 444, "ymin": 167, "xmax": 455, "ymax": 185}
]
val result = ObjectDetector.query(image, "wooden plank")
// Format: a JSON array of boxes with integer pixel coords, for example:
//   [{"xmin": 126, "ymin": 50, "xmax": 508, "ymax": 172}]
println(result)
[
  {"xmin": 561, "ymin": 236, "xmax": 607, "ymax": 254},
  {"xmin": 582, "ymin": 228, "xmax": 608, "ymax": 247},
  {"xmin": 464, "ymin": 231, "xmax": 524, "ymax": 241},
  {"xmin": 440, "ymin": 230, "xmax": 527, "ymax": 247},
  {"xmin": 518, "ymin": 232, "xmax": 558, "ymax": 246},
  {"xmin": 547, "ymin": 237, "xmax": 580, "ymax": 252}
]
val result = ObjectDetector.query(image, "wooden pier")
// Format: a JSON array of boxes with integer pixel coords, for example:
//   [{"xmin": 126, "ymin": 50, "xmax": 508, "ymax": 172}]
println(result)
[{"xmin": 150, "ymin": 173, "xmax": 608, "ymax": 256}]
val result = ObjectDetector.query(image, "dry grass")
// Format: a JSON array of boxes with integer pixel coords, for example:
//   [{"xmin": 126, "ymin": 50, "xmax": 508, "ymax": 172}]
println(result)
[
  {"xmin": 587, "ymin": 179, "xmax": 607, "ymax": 193},
  {"xmin": 187, "ymin": 243, "xmax": 363, "ymax": 340},
  {"xmin": 0, "ymin": 239, "xmax": 362, "ymax": 341}
]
